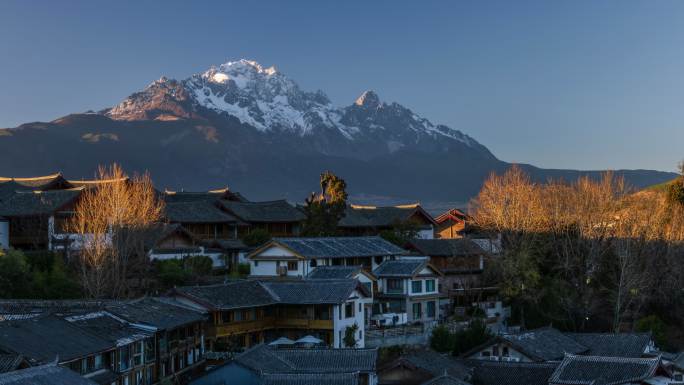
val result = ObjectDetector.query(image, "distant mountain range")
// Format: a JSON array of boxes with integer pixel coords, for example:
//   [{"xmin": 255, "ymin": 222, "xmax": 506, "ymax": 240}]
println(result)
[{"xmin": 0, "ymin": 59, "xmax": 676, "ymax": 205}]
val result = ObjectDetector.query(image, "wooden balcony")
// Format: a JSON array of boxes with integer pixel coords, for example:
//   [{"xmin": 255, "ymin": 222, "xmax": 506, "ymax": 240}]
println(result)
[{"xmin": 208, "ymin": 317, "xmax": 333, "ymax": 338}]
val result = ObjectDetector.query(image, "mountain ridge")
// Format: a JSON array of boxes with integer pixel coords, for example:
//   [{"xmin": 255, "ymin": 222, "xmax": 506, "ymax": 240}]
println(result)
[{"xmin": 0, "ymin": 59, "xmax": 676, "ymax": 204}]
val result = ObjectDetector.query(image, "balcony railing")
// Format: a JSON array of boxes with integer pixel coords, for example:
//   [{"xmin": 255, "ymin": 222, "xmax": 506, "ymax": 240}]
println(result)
[{"xmin": 209, "ymin": 317, "xmax": 334, "ymax": 337}]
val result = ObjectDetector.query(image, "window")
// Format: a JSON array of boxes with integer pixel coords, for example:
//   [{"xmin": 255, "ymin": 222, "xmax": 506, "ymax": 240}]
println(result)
[
  {"xmin": 387, "ymin": 279, "xmax": 403, "ymax": 294},
  {"xmin": 412, "ymin": 302, "xmax": 422, "ymax": 319},
  {"xmin": 359, "ymin": 302, "xmax": 362, "ymax": 313},
  {"xmin": 221, "ymin": 311, "xmax": 232, "ymax": 324},
  {"xmin": 287, "ymin": 261, "xmax": 298, "ymax": 271},
  {"xmin": 411, "ymin": 280, "xmax": 423, "ymax": 294},
  {"xmin": 502, "ymin": 347, "xmax": 509, "ymax": 357},
  {"xmin": 427, "ymin": 301, "xmax": 436, "ymax": 318},
  {"xmin": 254, "ymin": 261, "xmax": 259, "ymax": 267},
  {"xmin": 425, "ymin": 279, "xmax": 436, "ymax": 292},
  {"xmin": 481, "ymin": 351, "xmax": 491, "ymax": 357},
  {"xmin": 374, "ymin": 256, "xmax": 384, "ymax": 265},
  {"xmin": 119, "ymin": 346, "xmax": 131, "ymax": 371},
  {"xmin": 493, "ymin": 346, "xmax": 499, "ymax": 356},
  {"xmin": 133, "ymin": 341, "xmax": 144, "ymax": 366},
  {"xmin": 234, "ymin": 311, "xmax": 243, "ymax": 322},
  {"xmin": 345, "ymin": 302, "xmax": 355, "ymax": 318},
  {"xmin": 310, "ymin": 259, "xmax": 317, "ymax": 267},
  {"xmin": 94, "ymin": 354, "xmax": 103, "ymax": 370},
  {"xmin": 363, "ymin": 282, "xmax": 372, "ymax": 293}
]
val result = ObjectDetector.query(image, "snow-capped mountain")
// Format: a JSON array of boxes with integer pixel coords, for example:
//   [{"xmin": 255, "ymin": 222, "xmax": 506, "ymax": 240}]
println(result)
[
  {"xmin": 0, "ymin": 59, "xmax": 676, "ymax": 203},
  {"xmin": 105, "ymin": 59, "xmax": 486, "ymax": 156}
]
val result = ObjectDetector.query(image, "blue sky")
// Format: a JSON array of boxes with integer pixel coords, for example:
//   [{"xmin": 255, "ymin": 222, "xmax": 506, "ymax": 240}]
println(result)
[{"xmin": 1, "ymin": 0, "xmax": 683, "ymax": 172}]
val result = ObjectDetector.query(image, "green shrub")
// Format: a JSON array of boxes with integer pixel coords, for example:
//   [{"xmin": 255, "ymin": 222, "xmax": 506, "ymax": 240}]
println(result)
[
  {"xmin": 156, "ymin": 260, "xmax": 189, "ymax": 288},
  {"xmin": 452, "ymin": 318, "xmax": 492, "ymax": 356},
  {"xmin": 242, "ymin": 229, "xmax": 272, "ymax": 247},
  {"xmin": 430, "ymin": 325, "xmax": 455, "ymax": 352},
  {"xmin": 636, "ymin": 315, "xmax": 668, "ymax": 350}
]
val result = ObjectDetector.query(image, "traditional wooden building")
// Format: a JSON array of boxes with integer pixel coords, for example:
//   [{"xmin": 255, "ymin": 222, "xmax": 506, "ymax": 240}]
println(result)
[
  {"xmin": 372, "ymin": 258, "xmax": 443, "ymax": 327},
  {"xmin": 218, "ymin": 200, "xmax": 305, "ymax": 237},
  {"xmin": 377, "ymin": 349, "xmax": 470, "ymax": 385},
  {"xmin": 171, "ymin": 278, "xmax": 371, "ymax": 350},
  {"xmin": 463, "ymin": 327, "xmax": 655, "ymax": 363},
  {"xmin": 107, "ymin": 297, "xmax": 207, "ymax": 383},
  {"xmin": 0, "ymin": 314, "xmax": 119, "ymax": 385},
  {"xmin": 248, "ymin": 236, "xmax": 407, "ymax": 277},
  {"xmin": 338, "ymin": 204, "xmax": 437, "ymax": 239},
  {"xmin": 0, "ymin": 188, "xmax": 84, "ymax": 250},
  {"xmin": 191, "ymin": 344, "xmax": 378, "ymax": 385},
  {"xmin": 433, "ymin": 208, "xmax": 470, "ymax": 239}
]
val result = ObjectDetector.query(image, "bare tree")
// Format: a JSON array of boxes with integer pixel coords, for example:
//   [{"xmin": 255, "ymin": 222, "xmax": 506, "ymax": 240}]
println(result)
[{"xmin": 67, "ymin": 164, "xmax": 164, "ymax": 298}]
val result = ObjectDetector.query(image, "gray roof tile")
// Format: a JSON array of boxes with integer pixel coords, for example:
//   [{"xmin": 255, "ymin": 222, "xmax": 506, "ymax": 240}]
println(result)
[
  {"xmin": 220, "ymin": 200, "xmax": 305, "ymax": 223},
  {"xmin": 565, "ymin": 333, "xmax": 652, "ymax": 358},
  {"xmin": 373, "ymin": 259, "xmax": 430, "ymax": 278},
  {"xmin": 0, "ymin": 315, "xmax": 112, "ymax": 364},
  {"xmin": 176, "ymin": 279, "xmax": 367, "ymax": 310},
  {"xmin": 339, "ymin": 205, "xmax": 435, "ymax": 228},
  {"xmin": 164, "ymin": 201, "xmax": 239, "ymax": 224},
  {"xmin": 261, "ymin": 373, "xmax": 359, "ymax": 385},
  {"xmin": 0, "ymin": 364, "xmax": 97, "ymax": 385},
  {"xmin": 462, "ymin": 360, "xmax": 558, "ymax": 385},
  {"xmin": 408, "ymin": 238, "xmax": 486, "ymax": 257},
  {"xmin": 548, "ymin": 354, "xmax": 661, "ymax": 385},
  {"xmin": 235, "ymin": 344, "xmax": 377, "ymax": 374},
  {"xmin": 107, "ymin": 297, "xmax": 206, "ymax": 330},
  {"xmin": 176, "ymin": 280, "xmax": 278, "ymax": 310},
  {"xmin": 307, "ymin": 266, "xmax": 363, "ymax": 280},
  {"xmin": 394, "ymin": 350, "xmax": 470, "ymax": 380},
  {"xmin": 0, "ymin": 189, "xmax": 82, "ymax": 217},
  {"xmin": 502, "ymin": 327, "xmax": 588, "ymax": 361},
  {"xmin": 268, "ymin": 236, "xmax": 406, "ymax": 259}
]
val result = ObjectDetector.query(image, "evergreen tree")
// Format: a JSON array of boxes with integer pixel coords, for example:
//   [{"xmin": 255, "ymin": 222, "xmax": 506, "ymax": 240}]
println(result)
[{"xmin": 302, "ymin": 171, "xmax": 348, "ymax": 236}]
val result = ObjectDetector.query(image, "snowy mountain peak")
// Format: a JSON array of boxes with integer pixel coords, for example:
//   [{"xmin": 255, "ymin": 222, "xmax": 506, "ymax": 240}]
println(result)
[
  {"xmin": 105, "ymin": 58, "xmax": 482, "ymax": 149},
  {"xmin": 355, "ymin": 90, "xmax": 381, "ymax": 108}
]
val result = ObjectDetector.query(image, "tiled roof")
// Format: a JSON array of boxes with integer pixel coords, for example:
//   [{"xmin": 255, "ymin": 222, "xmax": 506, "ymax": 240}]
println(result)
[
  {"xmin": 176, "ymin": 279, "xmax": 366, "ymax": 310},
  {"xmin": 235, "ymin": 344, "xmax": 377, "ymax": 374},
  {"xmin": 261, "ymin": 373, "xmax": 359, "ymax": 385},
  {"xmin": 0, "ymin": 299, "xmax": 115, "ymax": 318},
  {"xmin": 565, "ymin": 332, "xmax": 651, "ymax": 358},
  {"xmin": 339, "ymin": 204, "xmax": 435, "ymax": 228},
  {"xmin": 164, "ymin": 201, "xmax": 239, "ymax": 224},
  {"xmin": 0, "ymin": 364, "xmax": 97, "ymax": 385},
  {"xmin": 463, "ymin": 360, "xmax": 558, "ymax": 385},
  {"xmin": 175, "ymin": 280, "xmax": 278, "ymax": 310},
  {"xmin": 263, "ymin": 279, "xmax": 365, "ymax": 304},
  {"xmin": 0, "ymin": 315, "xmax": 112, "ymax": 364},
  {"xmin": 373, "ymin": 258, "xmax": 430, "ymax": 278},
  {"xmin": 0, "ymin": 182, "xmax": 32, "ymax": 203},
  {"xmin": 64, "ymin": 312, "xmax": 151, "ymax": 345},
  {"xmin": 164, "ymin": 188, "xmax": 247, "ymax": 203},
  {"xmin": 0, "ymin": 173, "xmax": 69, "ymax": 189},
  {"xmin": 307, "ymin": 266, "xmax": 363, "ymax": 280},
  {"xmin": 265, "ymin": 236, "xmax": 406, "ymax": 259},
  {"xmin": 393, "ymin": 350, "xmax": 470, "ymax": 380},
  {"xmin": 0, "ymin": 355, "xmax": 24, "ymax": 373},
  {"xmin": 219, "ymin": 200, "xmax": 305, "ymax": 223},
  {"xmin": 548, "ymin": 354, "xmax": 661, "ymax": 385},
  {"xmin": 502, "ymin": 327, "xmax": 588, "ymax": 361},
  {"xmin": 421, "ymin": 374, "xmax": 471, "ymax": 385},
  {"xmin": 0, "ymin": 189, "xmax": 82, "ymax": 217},
  {"xmin": 408, "ymin": 238, "xmax": 486, "ymax": 257},
  {"xmin": 107, "ymin": 297, "xmax": 206, "ymax": 330}
]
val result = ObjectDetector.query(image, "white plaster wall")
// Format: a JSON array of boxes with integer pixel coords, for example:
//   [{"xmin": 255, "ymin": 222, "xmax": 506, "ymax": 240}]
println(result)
[
  {"xmin": 250, "ymin": 260, "xmax": 278, "ymax": 276},
  {"xmin": 417, "ymin": 227, "xmax": 434, "ymax": 239},
  {"xmin": 333, "ymin": 290, "xmax": 366, "ymax": 348}
]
